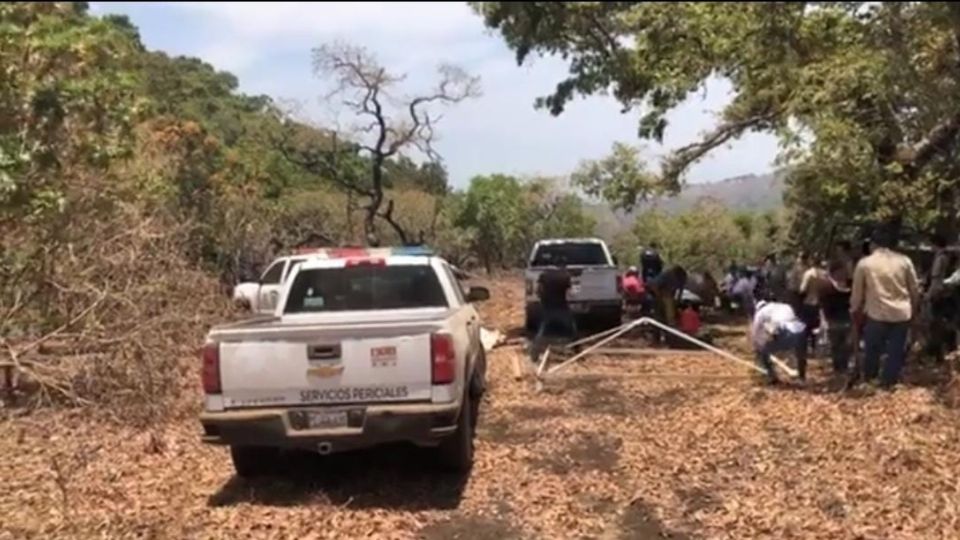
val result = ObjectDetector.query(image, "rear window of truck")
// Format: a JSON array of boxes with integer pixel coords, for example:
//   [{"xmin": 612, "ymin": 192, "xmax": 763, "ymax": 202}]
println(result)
[
  {"xmin": 531, "ymin": 243, "xmax": 609, "ymax": 267},
  {"xmin": 284, "ymin": 265, "xmax": 448, "ymax": 313}
]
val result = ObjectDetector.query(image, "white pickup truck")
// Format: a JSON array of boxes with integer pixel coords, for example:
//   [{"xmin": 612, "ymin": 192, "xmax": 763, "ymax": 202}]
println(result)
[
  {"xmin": 201, "ymin": 248, "xmax": 489, "ymax": 476},
  {"xmin": 524, "ymin": 238, "xmax": 622, "ymax": 332},
  {"xmin": 232, "ymin": 246, "xmax": 436, "ymax": 315}
]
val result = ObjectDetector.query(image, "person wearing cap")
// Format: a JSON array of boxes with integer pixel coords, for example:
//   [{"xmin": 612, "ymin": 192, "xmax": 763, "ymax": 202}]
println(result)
[
  {"xmin": 751, "ymin": 298, "xmax": 808, "ymax": 384},
  {"xmin": 850, "ymin": 219, "xmax": 920, "ymax": 388}
]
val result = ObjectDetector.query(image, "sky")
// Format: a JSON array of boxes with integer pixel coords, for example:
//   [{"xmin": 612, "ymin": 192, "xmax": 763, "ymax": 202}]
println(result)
[{"xmin": 89, "ymin": 2, "xmax": 779, "ymax": 189}]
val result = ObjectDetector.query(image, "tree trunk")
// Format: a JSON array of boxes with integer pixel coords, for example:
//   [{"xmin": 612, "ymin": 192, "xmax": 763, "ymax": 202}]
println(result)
[{"xmin": 365, "ymin": 155, "xmax": 386, "ymax": 247}]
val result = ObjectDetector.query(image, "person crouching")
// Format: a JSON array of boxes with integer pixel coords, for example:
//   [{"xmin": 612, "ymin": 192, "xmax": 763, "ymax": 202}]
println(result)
[{"xmin": 751, "ymin": 299, "xmax": 808, "ymax": 384}]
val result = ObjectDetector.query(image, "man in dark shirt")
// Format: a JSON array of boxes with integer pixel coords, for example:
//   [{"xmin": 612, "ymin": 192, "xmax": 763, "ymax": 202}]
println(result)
[
  {"xmin": 640, "ymin": 243, "xmax": 664, "ymax": 283},
  {"xmin": 530, "ymin": 259, "xmax": 576, "ymax": 362},
  {"xmin": 649, "ymin": 265, "xmax": 687, "ymax": 330},
  {"xmin": 821, "ymin": 259, "xmax": 852, "ymax": 374}
]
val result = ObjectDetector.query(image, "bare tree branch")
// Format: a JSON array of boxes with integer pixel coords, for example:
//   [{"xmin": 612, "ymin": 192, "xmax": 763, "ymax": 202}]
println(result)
[
  {"xmin": 308, "ymin": 41, "xmax": 480, "ymax": 246},
  {"xmin": 661, "ymin": 111, "xmax": 779, "ymax": 186}
]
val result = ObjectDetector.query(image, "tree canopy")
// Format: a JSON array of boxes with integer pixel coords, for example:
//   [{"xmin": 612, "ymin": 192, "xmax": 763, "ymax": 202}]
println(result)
[{"xmin": 473, "ymin": 2, "xmax": 960, "ymax": 237}]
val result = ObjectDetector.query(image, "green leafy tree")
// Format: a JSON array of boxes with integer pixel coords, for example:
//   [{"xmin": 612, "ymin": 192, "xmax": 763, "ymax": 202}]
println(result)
[
  {"xmin": 571, "ymin": 142, "xmax": 662, "ymax": 211},
  {"xmin": 457, "ymin": 174, "xmax": 526, "ymax": 272},
  {"xmin": 474, "ymin": 2, "xmax": 960, "ymax": 236},
  {"xmin": 0, "ymin": 2, "xmax": 142, "ymax": 223}
]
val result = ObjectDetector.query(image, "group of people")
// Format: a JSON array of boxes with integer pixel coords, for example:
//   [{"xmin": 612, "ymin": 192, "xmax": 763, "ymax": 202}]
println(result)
[
  {"xmin": 530, "ymin": 224, "xmax": 957, "ymax": 388},
  {"xmin": 529, "ymin": 243, "xmax": 697, "ymax": 362},
  {"xmin": 750, "ymin": 221, "xmax": 952, "ymax": 388}
]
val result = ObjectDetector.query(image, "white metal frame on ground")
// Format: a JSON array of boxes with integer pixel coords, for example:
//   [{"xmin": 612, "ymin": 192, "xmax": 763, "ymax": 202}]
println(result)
[{"xmin": 536, "ymin": 317, "xmax": 798, "ymax": 379}]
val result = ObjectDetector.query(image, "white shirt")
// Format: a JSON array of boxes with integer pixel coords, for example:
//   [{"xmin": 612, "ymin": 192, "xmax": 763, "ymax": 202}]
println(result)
[{"xmin": 751, "ymin": 302, "xmax": 805, "ymax": 350}]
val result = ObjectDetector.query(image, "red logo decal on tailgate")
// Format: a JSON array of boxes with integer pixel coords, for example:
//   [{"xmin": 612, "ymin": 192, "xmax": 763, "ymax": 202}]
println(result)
[{"xmin": 371, "ymin": 346, "xmax": 397, "ymax": 367}]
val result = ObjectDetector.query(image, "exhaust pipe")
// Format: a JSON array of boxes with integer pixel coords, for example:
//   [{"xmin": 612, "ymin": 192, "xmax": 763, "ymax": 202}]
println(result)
[{"xmin": 317, "ymin": 442, "xmax": 333, "ymax": 455}]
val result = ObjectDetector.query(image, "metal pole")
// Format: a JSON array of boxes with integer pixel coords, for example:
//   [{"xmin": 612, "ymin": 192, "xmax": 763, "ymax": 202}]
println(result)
[
  {"xmin": 547, "ymin": 317, "xmax": 648, "ymax": 375},
  {"xmin": 563, "ymin": 320, "xmax": 633, "ymax": 350},
  {"xmin": 638, "ymin": 318, "xmax": 769, "ymax": 375}
]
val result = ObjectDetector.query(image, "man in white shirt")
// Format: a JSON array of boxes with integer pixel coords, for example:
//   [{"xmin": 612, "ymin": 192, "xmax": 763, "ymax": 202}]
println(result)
[{"xmin": 751, "ymin": 300, "xmax": 808, "ymax": 384}]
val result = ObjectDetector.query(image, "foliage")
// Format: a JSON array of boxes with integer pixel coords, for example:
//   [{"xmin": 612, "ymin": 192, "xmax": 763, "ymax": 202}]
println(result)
[
  {"xmin": 626, "ymin": 200, "xmax": 785, "ymax": 273},
  {"xmin": 571, "ymin": 142, "xmax": 664, "ymax": 210},
  {"xmin": 473, "ymin": 1, "xmax": 960, "ymax": 237},
  {"xmin": 457, "ymin": 174, "xmax": 596, "ymax": 271}
]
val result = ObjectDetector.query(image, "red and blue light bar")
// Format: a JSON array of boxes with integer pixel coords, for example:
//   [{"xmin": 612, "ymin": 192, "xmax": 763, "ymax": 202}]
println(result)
[{"xmin": 293, "ymin": 246, "xmax": 434, "ymax": 258}]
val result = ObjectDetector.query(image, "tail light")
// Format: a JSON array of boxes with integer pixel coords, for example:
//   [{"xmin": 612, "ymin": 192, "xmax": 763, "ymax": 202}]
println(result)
[
  {"xmin": 201, "ymin": 342, "xmax": 221, "ymax": 394},
  {"xmin": 616, "ymin": 274, "xmax": 623, "ymax": 294},
  {"xmin": 431, "ymin": 333, "xmax": 455, "ymax": 385}
]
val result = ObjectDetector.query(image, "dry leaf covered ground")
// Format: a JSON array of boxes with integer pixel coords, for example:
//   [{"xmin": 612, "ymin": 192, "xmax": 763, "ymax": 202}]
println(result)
[{"xmin": 2, "ymin": 276, "xmax": 960, "ymax": 539}]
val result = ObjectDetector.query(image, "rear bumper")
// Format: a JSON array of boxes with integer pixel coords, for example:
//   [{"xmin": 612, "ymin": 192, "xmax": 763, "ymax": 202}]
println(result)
[{"xmin": 200, "ymin": 401, "xmax": 461, "ymax": 453}]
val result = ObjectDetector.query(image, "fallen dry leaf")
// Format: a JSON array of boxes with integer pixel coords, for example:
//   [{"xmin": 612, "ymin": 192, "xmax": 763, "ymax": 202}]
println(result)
[{"xmin": 2, "ymin": 275, "xmax": 959, "ymax": 539}]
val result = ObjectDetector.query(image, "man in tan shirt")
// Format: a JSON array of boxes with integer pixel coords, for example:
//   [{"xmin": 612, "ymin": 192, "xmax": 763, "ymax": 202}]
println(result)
[{"xmin": 850, "ymin": 224, "xmax": 920, "ymax": 388}]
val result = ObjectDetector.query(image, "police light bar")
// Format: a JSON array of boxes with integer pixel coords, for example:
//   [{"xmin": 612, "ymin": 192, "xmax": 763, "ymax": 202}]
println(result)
[{"xmin": 290, "ymin": 246, "xmax": 434, "ymax": 258}]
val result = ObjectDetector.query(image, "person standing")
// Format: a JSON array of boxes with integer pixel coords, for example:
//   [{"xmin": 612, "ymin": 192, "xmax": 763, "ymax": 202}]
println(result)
[
  {"xmin": 530, "ymin": 258, "xmax": 576, "ymax": 362},
  {"xmin": 925, "ymin": 233, "xmax": 955, "ymax": 363},
  {"xmin": 764, "ymin": 253, "xmax": 788, "ymax": 303},
  {"xmin": 649, "ymin": 265, "xmax": 687, "ymax": 329},
  {"xmin": 640, "ymin": 243, "xmax": 664, "ymax": 283},
  {"xmin": 786, "ymin": 252, "xmax": 807, "ymax": 311},
  {"xmin": 850, "ymin": 223, "xmax": 921, "ymax": 388},
  {"xmin": 751, "ymin": 299, "xmax": 808, "ymax": 384},
  {"xmin": 732, "ymin": 268, "xmax": 758, "ymax": 318},
  {"xmin": 821, "ymin": 260, "xmax": 853, "ymax": 374},
  {"xmin": 799, "ymin": 257, "xmax": 826, "ymax": 355}
]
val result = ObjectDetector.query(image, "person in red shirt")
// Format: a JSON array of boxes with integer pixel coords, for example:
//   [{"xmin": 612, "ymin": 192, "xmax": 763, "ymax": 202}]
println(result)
[
  {"xmin": 622, "ymin": 266, "xmax": 646, "ymax": 320},
  {"xmin": 622, "ymin": 266, "xmax": 645, "ymax": 298},
  {"xmin": 678, "ymin": 303, "xmax": 701, "ymax": 336},
  {"xmin": 669, "ymin": 299, "xmax": 713, "ymax": 347}
]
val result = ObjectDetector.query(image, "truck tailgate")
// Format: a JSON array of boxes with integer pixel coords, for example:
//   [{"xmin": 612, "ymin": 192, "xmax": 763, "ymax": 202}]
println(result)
[
  {"xmin": 217, "ymin": 318, "xmax": 444, "ymax": 409},
  {"xmin": 526, "ymin": 267, "xmax": 618, "ymax": 302},
  {"xmin": 567, "ymin": 267, "xmax": 618, "ymax": 300}
]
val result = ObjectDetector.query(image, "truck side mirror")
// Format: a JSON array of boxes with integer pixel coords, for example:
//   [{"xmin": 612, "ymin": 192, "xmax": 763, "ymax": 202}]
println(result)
[
  {"xmin": 612, "ymin": 255, "xmax": 619, "ymax": 266},
  {"xmin": 466, "ymin": 286, "xmax": 490, "ymax": 303}
]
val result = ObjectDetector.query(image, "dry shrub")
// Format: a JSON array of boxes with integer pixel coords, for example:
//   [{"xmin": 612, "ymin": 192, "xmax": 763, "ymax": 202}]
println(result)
[{"xmin": 2, "ymin": 191, "xmax": 236, "ymax": 422}]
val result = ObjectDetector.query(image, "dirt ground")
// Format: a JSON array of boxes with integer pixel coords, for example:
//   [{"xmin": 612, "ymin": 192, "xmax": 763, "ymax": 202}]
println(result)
[{"xmin": 2, "ymin": 276, "xmax": 960, "ymax": 539}]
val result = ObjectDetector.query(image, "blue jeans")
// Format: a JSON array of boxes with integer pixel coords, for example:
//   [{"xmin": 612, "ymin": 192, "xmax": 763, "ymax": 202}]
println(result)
[
  {"xmin": 862, "ymin": 318, "xmax": 909, "ymax": 387},
  {"xmin": 757, "ymin": 329, "xmax": 807, "ymax": 382},
  {"xmin": 530, "ymin": 308, "xmax": 577, "ymax": 362}
]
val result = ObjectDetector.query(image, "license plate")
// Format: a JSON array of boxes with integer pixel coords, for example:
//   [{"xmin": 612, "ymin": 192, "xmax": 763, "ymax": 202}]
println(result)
[
  {"xmin": 304, "ymin": 410, "xmax": 348, "ymax": 429},
  {"xmin": 571, "ymin": 303, "xmax": 588, "ymax": 313}
]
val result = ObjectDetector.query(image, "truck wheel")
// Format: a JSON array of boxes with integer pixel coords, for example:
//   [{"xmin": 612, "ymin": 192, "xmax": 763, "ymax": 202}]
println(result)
[
  {"xmin": 230, "ymin": 445, "xmax": 278, "ymax": 478},
  {"xmin": 437, "ymin": 392, "xmax": 474, "ymax": 473}
]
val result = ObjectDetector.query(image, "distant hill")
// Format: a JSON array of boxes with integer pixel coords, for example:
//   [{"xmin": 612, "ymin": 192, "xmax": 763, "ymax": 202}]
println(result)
[
  {"xmin": 586, "ymin": 170, "xmax": 785, "ymax": 235},
  {"xmin": 645, "ymin": 170, "xmax": 785, "ymax": 213}
]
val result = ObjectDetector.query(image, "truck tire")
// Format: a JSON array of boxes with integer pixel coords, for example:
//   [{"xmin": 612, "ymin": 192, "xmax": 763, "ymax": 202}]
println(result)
[
  {"xmin": 437, "ymin": 391, "xmax": 474, "ymax": 473},
  {"xmin": 230, "ymin": 445, "xmax": 278, "ymax": 478}
]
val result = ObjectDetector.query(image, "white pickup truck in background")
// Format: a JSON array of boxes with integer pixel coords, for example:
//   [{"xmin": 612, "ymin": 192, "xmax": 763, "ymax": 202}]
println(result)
[
  {"xmin": 524, "ymin": 238, "xmax": 622, "ymax": 333},
  {"xmin": 202, "ymin": 249, "xmax": 489, "ymax": 476},
  {"xmin": 232, "ymin": 254, "xmax": 309, "ymax": 315}
]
